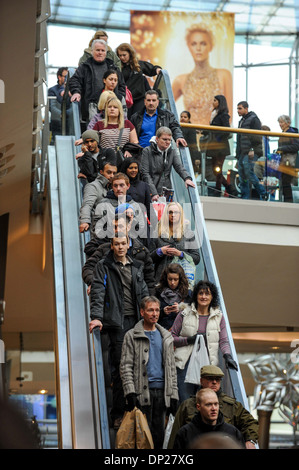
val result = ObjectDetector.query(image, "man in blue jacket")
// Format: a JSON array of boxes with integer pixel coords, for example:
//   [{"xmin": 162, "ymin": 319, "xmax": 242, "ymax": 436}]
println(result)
[{"xmin": 130, "ymin": 90, "xmax": 187, "ymax": 149}]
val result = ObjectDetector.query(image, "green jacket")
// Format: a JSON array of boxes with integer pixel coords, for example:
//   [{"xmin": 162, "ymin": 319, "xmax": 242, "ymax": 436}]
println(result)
[{"xmin": 167, "ymin": 389, "xmax": 259, "ymax": 449}]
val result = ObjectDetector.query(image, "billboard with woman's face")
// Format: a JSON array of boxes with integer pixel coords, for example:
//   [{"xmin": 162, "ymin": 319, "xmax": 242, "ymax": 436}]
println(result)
[{"xmin": 130, "ymin": 11, "xmax": 234, "ymax": 125}]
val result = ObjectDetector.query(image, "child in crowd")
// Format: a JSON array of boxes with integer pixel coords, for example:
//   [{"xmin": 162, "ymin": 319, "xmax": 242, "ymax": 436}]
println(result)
[{"xmin": 156, "ymin": 263, "xmax": 192, "ymax": 330}]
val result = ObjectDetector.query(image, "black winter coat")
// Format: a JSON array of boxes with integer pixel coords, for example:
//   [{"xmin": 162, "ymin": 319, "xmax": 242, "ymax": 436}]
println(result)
[
  {"xmin": 150, "ymin": 231, "xmax": 200, "ymax": 283},
  {"xmin": 278, "ymin": 126, "xmax": 299, "ymax": 154},
  {"xmin": 206, "ymin": 111, "xmax": 231, "ymax": 159},
  {"xmin": 69, "ymin": 56, "xmax": 126, "ymax": 121},
  {"xmin": 173, "ymin": 411, "xmax": 245, "ymax": 449},
  {"xmin": 90, "ymin": 250, "xmax": 149, "ymax": 329},
  {"xmin": 122, "ymin": 60, "xmax": 160, "ymax": 103},
  {"xmin": 236, "ymin": 111, "xmax": 263, "ymax": 158},
  {"xmin": 82, "ymin": 237, "xmax": 156, "ymax": 294}
]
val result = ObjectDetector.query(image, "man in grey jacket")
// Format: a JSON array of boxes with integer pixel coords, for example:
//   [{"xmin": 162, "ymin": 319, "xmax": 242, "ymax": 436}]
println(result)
[
  {"xmin": 141, "ymin": 127, "xmax": 195, "ymax": 202},
  {"xmin": 79, "ymin": 159, "xmax": 117, "ymax": 236},
  {"xmin": 120, "ymin": 295, "xmax": 179, "ymax": 448}
]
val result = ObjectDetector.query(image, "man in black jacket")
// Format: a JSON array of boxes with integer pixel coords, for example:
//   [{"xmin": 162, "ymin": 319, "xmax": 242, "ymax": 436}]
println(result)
[
  {"xmin": 82, "ymin": 213, "xmax": 156, "ymax": 294},
  {"xmin": 89, "ymin": 233, "xmax": 149, "ymax": 429},
  {"xmin": 236, "ymin": 101, "xmax": 267, "ymax": 200},
  {"xmin": 69, "ymin": 39, "xmax": 126, "ymax": 124},
  {"xmin": 173, "ymin": 388, "xmax": 245, "ymax": 449},
  {"xmin": 130, "ymin": 89, "xmax": 187, "ymax": 149}
]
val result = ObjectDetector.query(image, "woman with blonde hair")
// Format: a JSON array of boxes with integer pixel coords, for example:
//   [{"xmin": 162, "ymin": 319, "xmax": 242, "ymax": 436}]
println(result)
[
  {"xmin": 93, "ymin": 97, "xmax": 139, "ymax": 164},
  {"xmin": 150, "ymin": 201, "xmax": 200, "ymax": 283},
  {"xmin": 116, "ymin": 42, "xmax": 161, "ymax": 117},
  {"xmin": 86, "ymin": 90, "xmax": 117, "ymax": 130},
  {"xmin": 172, "ymin": 23, "xmax": 232, "ymax": 125}
]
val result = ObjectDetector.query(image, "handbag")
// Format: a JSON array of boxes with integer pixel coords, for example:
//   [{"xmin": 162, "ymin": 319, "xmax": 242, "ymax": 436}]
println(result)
[
  {"xmin": 122, "ymin": 142, "xmax": 143, "ymax": 157},
  {"xmin": 125, "ymin": 86, "xmax": 134, "ymax": 108},
  {"xmin": 135, "ymin": 408, "xmax": 154, "ymax": 449},
  {"xmin": 184, "ymin": 335, "xmax": 210, "ymax": 385},
  {"xmin": 115, "ymin": 409, "xmax": 136, "ymax": 449},
  {"xmin": 172, "ymin": 252, "xmax": 196, "ymax": 288}
]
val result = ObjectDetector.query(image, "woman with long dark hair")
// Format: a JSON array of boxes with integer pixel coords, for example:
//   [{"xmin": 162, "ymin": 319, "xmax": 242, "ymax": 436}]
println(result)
[
  {"xmin": 116, "ymin": 43, "xmax": 161, "ymax": 117},
  {"xmin": 171, "ymin": 279, "xmax": 238, "ymax": 402},
  {"xmin": 155, "ymin": 263, "xmax": 192, "ymax": 331},
  {"xmin": 206, "ymin": 94, "xmax": 238, "ymax": 197},
  {"xmin": 119, "ymin": 156, "xmax": 152, "ymax": 224}
]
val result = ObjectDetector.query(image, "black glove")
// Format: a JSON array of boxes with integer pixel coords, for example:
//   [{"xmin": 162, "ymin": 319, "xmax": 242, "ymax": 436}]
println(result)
[
  {"xmin": 187, "ymin": 334, "xmax": 198, "ymax": 345},
  {"xmin": 126, "ymin": 393, "xmax": 138, "ymax": 411},
  {"xmin": 223, "ymin": 353, "xmax": 238, "ymax": 371},
  {"xmin": 169, "ymin": 398, "xmax": 179, "ymax": 416}
]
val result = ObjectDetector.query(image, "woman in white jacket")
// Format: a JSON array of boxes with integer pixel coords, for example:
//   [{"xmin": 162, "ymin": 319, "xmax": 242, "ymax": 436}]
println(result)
[{"xmin": 171, "ymin": 280, "xmax": 238, "ymax": 402}]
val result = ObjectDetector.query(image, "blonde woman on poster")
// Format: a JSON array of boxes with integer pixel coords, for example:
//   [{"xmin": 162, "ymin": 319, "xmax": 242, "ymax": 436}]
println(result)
[{"xmin": 172, "ymin": 23, "xmax": 233, "ymax": 125}]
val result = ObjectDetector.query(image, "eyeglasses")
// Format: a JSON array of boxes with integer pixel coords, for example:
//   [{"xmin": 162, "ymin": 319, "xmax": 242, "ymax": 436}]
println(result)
[
  {"xmin": 203, "ymin": 376, "xmax": 222, "ymax": 382},
  {"xmin": 168, "ymin": 210, "xmax": 180, "ymax": 215}
]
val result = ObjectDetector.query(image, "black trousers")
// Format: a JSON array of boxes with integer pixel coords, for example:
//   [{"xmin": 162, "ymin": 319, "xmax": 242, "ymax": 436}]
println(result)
[
  {"xmin": 106, "ymin": 316, "xmax": 136, "ymax": 422},
  {"xmin": 139, "ymin": 388, "xmax": 166, "ymax": 449}
]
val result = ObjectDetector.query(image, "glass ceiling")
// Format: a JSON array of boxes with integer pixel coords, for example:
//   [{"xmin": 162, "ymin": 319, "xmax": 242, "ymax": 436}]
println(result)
[{"xmin": 48, "ymin": 0, "xmax": 299, "ymax": 44}]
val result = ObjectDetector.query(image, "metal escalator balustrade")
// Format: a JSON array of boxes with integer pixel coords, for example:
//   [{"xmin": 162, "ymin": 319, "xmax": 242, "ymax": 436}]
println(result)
[
  {"xmin": 48, "ymin": 133, "xmax": 109, "ymax": 448},
  {"xmin": 154, "ymin": 70, "xmax": 249, "ymax": 408}
]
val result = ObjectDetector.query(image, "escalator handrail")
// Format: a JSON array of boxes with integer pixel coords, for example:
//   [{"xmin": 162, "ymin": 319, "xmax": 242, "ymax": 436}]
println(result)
[
  {"xmin": 64, "ymin": 100, "xmax": 110, "ymax": 448},
  {"xmin": 157, "ymin": 69, "xmax": 249, "ymax": 408}
]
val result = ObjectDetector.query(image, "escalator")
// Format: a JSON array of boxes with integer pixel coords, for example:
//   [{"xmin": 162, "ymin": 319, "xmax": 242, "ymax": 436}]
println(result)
[{"xmin": 47, "ymin": 69, "xmax": 249, "ymax": 449}]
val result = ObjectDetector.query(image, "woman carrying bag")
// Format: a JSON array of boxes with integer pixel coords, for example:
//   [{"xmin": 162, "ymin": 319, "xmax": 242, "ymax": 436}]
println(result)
[{"xmin": 171, "ymin": 280, "xmax": 238, "ymax": 403}]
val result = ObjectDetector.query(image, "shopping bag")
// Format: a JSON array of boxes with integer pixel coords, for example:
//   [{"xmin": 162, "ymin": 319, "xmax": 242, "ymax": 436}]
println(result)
[
  {"xmin": 184, "ymin": 335, "xmax": 210, "ymax": 385},
  {"xmin": 266, "ymin": 152, "xmax": 281, "ymax": 178},
  {"xmin": 152, "ymin": 196, "xmax": 166, "ymax": 221},
  {"xmin": 172, "ymin": 252, "xmax": 196, "ymax": 288},
  {"xmin": 135, "ymin": 408, "xmax": 154, "ymax": 449},
  {"xmin": 115, "ymin": 409, "xmax": 136, "ymax": 449},
  {"xmin": 162, "ymin": 413, "xmax": 175, "ymax": 449}
]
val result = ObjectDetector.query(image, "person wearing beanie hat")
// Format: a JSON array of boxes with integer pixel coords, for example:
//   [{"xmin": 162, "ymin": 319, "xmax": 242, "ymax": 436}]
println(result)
[
  {"xmin": 77, "ymin": 130, "xmax": 101, "ymax": 183},
  {"xmin": 82, "ymin": 129, "xmax": 100, "ymax": 144},
  {"xmin": 115, "ymin": 202, "xmax": 135, "ymax": 218},
  {"xmin": 167, "ymin": 364, "xmax": 259, "ymax": 449}
]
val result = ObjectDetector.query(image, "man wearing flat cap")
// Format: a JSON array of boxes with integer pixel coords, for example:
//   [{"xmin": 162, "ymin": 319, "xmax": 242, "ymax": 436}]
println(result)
[{"xmin": 168, "ymin": 365, "xmax": 259, "ymax": 449}]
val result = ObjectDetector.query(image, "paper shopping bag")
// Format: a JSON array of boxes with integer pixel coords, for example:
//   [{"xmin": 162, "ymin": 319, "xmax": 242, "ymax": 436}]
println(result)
[
  {"xmin": 115, "ymin": 409, "xmax": 136, "ymax": 449},
  {"xmin": 135, "ymin": 408, "xmax": 154, "ymax": 449}
]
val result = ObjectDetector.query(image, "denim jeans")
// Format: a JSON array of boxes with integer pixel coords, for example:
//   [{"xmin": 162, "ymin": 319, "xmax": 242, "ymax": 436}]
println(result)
[{"xmin": 238, "ymin": 154, "xmax": 267, "ymax": 199}]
